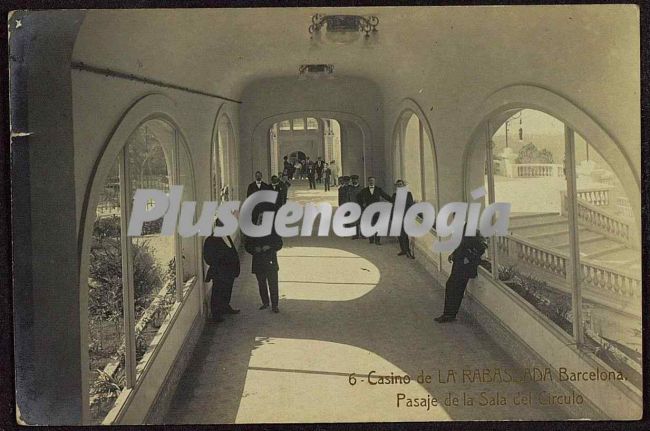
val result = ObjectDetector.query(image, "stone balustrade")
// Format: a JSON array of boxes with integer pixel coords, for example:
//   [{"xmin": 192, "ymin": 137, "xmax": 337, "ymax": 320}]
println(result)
[
  {"xmin": 514, "ymin": 163, "xmax": 564, "ymax": 178},
  {"xmin": 560, "ymin": 191, "xmax": 632, "ymax": 246},
  {"xmin": 576, "ymin": 188, "xmax": 610, "ymax": 206},
  {"xmin": 496, "ymin": 234, "xmax": 640, "ymax": 301},
  {"xmin": 616, "ymin": 196, "xmax": 633, "ymax": 218}
]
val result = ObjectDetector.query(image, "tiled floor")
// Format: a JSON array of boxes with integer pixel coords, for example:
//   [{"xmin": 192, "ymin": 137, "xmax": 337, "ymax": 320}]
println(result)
[{"xmin": 163, "ymin": 180, "xmax": 569, "ymax": 423}]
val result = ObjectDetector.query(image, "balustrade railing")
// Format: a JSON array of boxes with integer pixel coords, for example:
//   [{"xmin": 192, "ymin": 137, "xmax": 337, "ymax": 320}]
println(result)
[
  {"xmin": 496, "ymin": 234, "xmax": 640, "ymax": 301},
  {"xmin": 560, "ymin": 191, "xmax": 632, "ymax": 246},
  {"xmin": 514, "ymin": 163, "xmax": 564, "ymax": 178},
  {"xmin": 576, "ymin": 188, "xmax": 610, "ymax": 206},
  {"xmin": 616, "ymin": 196, "xmax": 633, "ymax": 218}
]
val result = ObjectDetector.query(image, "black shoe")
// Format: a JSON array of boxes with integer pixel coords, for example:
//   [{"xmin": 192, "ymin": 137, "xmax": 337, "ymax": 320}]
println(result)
[
  {"xmin": 398, "ymin": 251, "xmax": 406, "ymax": 256},
  {"xmin": 259, "ymin": 304, "xmax": 269, "ymax": 310},
  {"xmin": 434, "ymin": 315, "xmax": 456, "ymax": 323},
  {"xmin": 223, "ymin": 307, "xmax": 240, "ymax": 314},
  {"xmin": 407, "ymin": 252, "xmax": 415, "ymax": 259},
  {"xmin": 272, "ymin": 307, "xmax": 280, "ymax": 313}
]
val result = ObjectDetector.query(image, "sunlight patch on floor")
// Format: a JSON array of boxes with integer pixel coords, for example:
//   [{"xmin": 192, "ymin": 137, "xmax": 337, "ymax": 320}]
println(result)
[
  {"xmin": 235, "ymin": 338, "xmax": 451, "ymax": 423},
  {"xmin": 278, "ymin": 247, "xmax": 379, "ymax": 301}
]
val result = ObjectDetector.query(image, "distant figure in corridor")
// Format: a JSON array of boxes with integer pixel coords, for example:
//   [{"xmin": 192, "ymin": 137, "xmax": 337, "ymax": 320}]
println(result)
[
  {"xmin": 315, "ymin": 156, "xmax": 325, "ymax": 183},
  {"xmin": 358, "ymin": 176, "xmax": 391, "ymax": 245},
  {"xmin": 247, "ymin": 170, "xmax": 270, "ymax": 197},
  {"xmin": 283, "ymin": 155, "xmax": 294, "ymax": 180},
  {"xmin": 306, "ymin": 161, "xmax": 316, "ymax": 190},
  {"xmin": 329, "ymin": 160, "xmax": 339, "ymax": 186},
  {"xmin": 392, "ymin": 179, "xmax": 415, "ymax": 258},
  {"xmin": 203, "ymin": 219, "xmax": 241, "ymax": 323},
  {"xmin": 435, "ymin": 229, "xmax": 487, "ymax": 323},
  {"xmin": 338, "ymin": 175, "xmax": 350, "ymax": 206},
  {"xmin": 270, "ymin": 174, "xmax": 288, "ymax": 207},
  {"xmin": 245, "ymin": 213, "xmax": 284, "ymax": 313},
  {"xmin": 323, "ymin": 163, "xmax": 332, "ymax": 191},
  {"xmin": 347, "ymin": 175, "xmax": 362, "ymax": 239}
]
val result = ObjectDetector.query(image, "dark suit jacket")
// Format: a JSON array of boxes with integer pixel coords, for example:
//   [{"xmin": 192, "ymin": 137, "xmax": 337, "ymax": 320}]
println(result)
[
  {"xmin": 358, "ymin": 186, "xmax": 392, "ymax": 208},
  {"xmin": 338, "ymin": 184, "xmax": 348, "ymax": 206},
  {"xmin": 247, "ymin": 181, "xmax": 271, "ymax": 197},
  {"xmin": 203, "ymin": 235, "xmax": 240, "ymax": 281},
  {"xmin": 244, "ymin": 231, "xmax": 283, "ymax": 274},
  {"xmin": 270, "ymin": 182, "xmax": 288, "ymax": 206},
  {"xmin": 391, "ymin": 190, "xmax": 415, "ymax": 209},
  {"xmin": 450, "ymin": 236, "xmax": 488, "ymax": 279}
]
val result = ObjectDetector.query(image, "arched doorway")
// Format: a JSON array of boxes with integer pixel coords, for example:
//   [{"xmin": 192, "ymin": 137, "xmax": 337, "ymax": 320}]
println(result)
[{"xmin": 289, "ymin": 151, "xmax": 307, "ymax": 163}]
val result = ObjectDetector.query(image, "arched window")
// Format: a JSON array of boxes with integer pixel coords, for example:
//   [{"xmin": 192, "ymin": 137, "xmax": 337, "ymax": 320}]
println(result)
[
  {"xmin": 87, "ymin": 118, "xmax": 198, "ymax": 423},
  {"xmin": 214, "ymin": 115, "xmax": 234, "ymax": 201},
  {"xmin": 471, "ymin": 108, "xmax": 641, "ymax": 389},
  {"xmin": 403, "ymin": 114, "xmax": 422, "ymax": 201},
  {"xmin": 394, "ymin": 110, "xmax": 437, "ymax": 206}
]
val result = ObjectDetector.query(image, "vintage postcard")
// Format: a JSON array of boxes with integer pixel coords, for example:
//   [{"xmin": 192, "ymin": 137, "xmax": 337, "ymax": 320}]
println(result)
[{"xmin": 9, "ymin": 5, "xmax": 642, "ymax": 425}]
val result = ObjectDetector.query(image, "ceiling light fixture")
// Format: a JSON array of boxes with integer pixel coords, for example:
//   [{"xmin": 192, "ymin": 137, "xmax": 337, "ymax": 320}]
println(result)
[{"xmin": 308, "ymin": 14, "xmax": 379, "ymax": 45}]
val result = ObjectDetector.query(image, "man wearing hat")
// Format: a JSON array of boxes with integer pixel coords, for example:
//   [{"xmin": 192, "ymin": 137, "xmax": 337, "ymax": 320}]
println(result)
[{"xmin": 347, "ymin": 175, "xmax": 363, "ymax": 239}]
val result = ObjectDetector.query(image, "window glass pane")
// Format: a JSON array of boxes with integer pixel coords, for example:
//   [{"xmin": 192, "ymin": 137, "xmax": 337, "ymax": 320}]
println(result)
[
  {"xmin": 491, "ymin": 109, "xmax": 573, "ymax": 337},
  {"xmin": 88, "ymin": 160, "xmax": 124, "ymax": 424},
  {"xmin": 211, "ymin": 137, "xmax": 219, "ymax": 201},
  {"xmin": 403, "ymin": 114, "xmax": 422, "ymax": 201},
  {"xmin": 279, "ymin": 120, "xmax": 290, "ymax": 131},
  {"xmin": 573, "ymin": 132, "xmax": 642, "ymax": 389},
  {"xmin": 307, "ymin": 117, "xmax": 319, "ymax": 130},
  {"xmin": 292, "ymin": 118, "xmax": 305, "ymax": 131},
  {"xmin": 422, "ymin": 129, "xmax": 436, "ymax": 206},
  {"xmin": 218, "ymin": 121, "xmax": 230, "ymax": 201},
  {"xmin": 179, "ymin": 141, "xmax": 198, "ymax": 289},
  {"xmin": 127, "ymin": 120, "xmax": 176, "ymax": 373}
]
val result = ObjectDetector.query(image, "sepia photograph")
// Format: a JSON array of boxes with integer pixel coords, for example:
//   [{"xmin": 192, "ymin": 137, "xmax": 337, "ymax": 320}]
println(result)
[{"xmin": 8, "ymin": 5, "xmax": 643, "ymax": 426}]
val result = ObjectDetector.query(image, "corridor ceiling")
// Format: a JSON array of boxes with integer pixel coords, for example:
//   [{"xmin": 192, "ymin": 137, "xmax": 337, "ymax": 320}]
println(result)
[{"xmin": 73, "ymin": 6, "xmax": 635, "ymax": 101}]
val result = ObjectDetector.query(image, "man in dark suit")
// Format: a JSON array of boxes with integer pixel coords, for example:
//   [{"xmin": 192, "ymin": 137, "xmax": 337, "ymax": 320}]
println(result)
[
  {"xmin": 315, "ymin": 157, "xmax": 325, "ymax": 183},
  {"xmin": 270, "ymin": 174, "xmax": 288, "ymax": 208},
  {"xmin": 392, "ymin": 179, "xmax": 415, "ymax": 258},
  {"xmin": 338, "ymin": 176, "xmax": 350, "ymax": 206},
  {"xmin": 306, "ymin": 162, "xmax": 316, "ymax": 190},
  {"xmin": 245, "ymin": 214, "xmax": 284, "ymax": 313},
  {"xmin": 435, "ymin": 230, "xmax": 487, "ymax": 323},
  {"xmin": 247, "ymin": 171, "xmax": 271, "ymax": 197},
  {"xmin": 347, "ymin": 175, "xmax": 363, "ymax": 239},
  {"xmin": 203, "ymin": 219, "xmax": 241, "ymax": 322},
  {"xmin": 357, "ymin": 176, "xmax": 392, "ymax": 245}
]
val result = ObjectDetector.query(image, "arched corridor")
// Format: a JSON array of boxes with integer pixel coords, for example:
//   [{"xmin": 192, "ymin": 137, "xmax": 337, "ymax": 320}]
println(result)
[
  {"xmin": 165, "ymin": 182, "xmax": 564, "ymax": 423},
  {"xmin": 9, "ymin": 6, "xmax": 642, "ymax": 425}
]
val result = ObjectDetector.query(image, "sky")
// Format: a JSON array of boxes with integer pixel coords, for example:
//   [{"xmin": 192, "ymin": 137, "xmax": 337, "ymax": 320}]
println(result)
[{"xmin": 493, "ymin": 109, "xmax": 565, "ymax": 136}]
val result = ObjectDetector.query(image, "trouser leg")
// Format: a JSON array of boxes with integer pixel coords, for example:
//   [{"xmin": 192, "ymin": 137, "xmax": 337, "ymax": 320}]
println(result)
[
  {"xmin": 210, "ymin": 282, "xmax": 220, "ymax": 317},
  {"xmin": 399, "ymin": 229, "xmax": 410, "ymax": 252},
  {"xmin": 256, "ymin": 273, "xmax": 270, "ymax": 305},
  {"xmin": 222, "ymin": 276, "xmax": 234, "ymax": 306},
  {"xmin": 267, "ymin": 270, "xmax": 279, "ymax": 307},
  {"xmin": 443, "ymin": 270, "xmax": 470, "ymax": 317}
]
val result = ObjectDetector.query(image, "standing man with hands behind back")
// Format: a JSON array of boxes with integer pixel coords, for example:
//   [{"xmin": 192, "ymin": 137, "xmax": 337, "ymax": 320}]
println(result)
[{"xmin": 203, "ymin": 218, "xmax": 241, "ymax": 323}]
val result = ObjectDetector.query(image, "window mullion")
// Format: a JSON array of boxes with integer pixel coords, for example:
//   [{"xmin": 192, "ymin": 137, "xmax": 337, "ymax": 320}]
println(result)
[
  {"xmin": 118, "ymin": 147, "xmax": 137, "ymax": 388},
  {"xmin": 419, "ymin": 120, "xmax": 426, "ymax": 202},
  {"xmin": 485, "ymin": 121, "xmax": 498, "ymax": 279},
  {"xmin": 174, "ymin": 129, "xmax": 184, "ymax": 302},
  {"xmin": 564, "ymin": 125, "xmax": 585, "ymax": 345}
]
